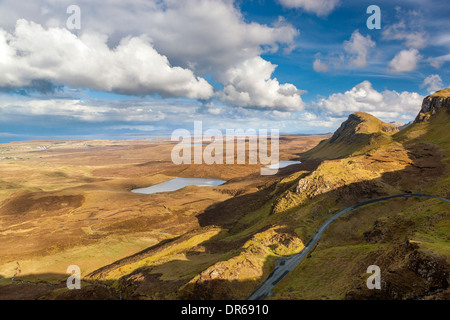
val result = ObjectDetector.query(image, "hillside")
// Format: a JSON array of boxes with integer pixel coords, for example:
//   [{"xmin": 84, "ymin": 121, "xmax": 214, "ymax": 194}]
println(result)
[
  {"xmin": 430, "ymin": 88, "xmax": 450, "ymax": 98},
  {"xmin": 301, "ymin": 112, "xmax": 398, "ymax": 160},
  {"xmin": 90, "ymin": 90, "xmax": 448, "ymax": 301},
  {"xmin": 0, "ymin": 91, "xmax": 448, "ymax": 301},
  {"xmin": 270, "ymin": 89, "xmax": 450, "ymax": 300}
]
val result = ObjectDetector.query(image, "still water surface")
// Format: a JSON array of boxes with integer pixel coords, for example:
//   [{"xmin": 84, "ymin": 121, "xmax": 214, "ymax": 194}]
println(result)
[
  {"xmin": 265, "ymin": 160, "xmax": 301, "ymax": 169},
  {"xmin": 131, "ymin": 177, "xmax": 226, "ymax": 194}
]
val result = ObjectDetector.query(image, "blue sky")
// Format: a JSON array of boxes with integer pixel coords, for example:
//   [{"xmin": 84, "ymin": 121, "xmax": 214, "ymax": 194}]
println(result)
[{"xmin": 0, "ymin": 0, "xmax": 449, "ymax": 142}]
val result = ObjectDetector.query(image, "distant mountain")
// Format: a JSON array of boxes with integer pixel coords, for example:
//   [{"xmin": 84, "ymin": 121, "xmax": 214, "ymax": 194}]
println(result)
[
  {"xmin": 301, "ymin": 112, "xmax": 398, "ymax": 160},
  {"xmin": 398, "ymin": 121, "xmax": 413, "ymax": 130},
  {"xmin": 390, "ymin": 121, "xmax": 405, "ymax": 128}
]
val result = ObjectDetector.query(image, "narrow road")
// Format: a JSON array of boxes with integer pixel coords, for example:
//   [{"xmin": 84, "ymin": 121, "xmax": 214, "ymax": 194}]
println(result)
[{"xmin": 248, "ymin": 193, "xmax": 450, "ymax": 300}]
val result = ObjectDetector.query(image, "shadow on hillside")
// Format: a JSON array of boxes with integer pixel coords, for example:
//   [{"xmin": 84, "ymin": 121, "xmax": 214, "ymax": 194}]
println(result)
[
  {"xmin": 1, "ymin": 139, "xmax": 448, "ymax": 300},
  {"xmin": 0, "ymin": 271, "xmax": 269, "ymax": 300},
  {"xmin": 197, "ymin": 160, "xmax": 322, "ymax": 228},
  {"xmin": 0, "ymin": 273, "xmax": 124, "ymax": 300},
  {"xmin": 150, "ymin": 142, "xmax": 447, "ymax": 300}
]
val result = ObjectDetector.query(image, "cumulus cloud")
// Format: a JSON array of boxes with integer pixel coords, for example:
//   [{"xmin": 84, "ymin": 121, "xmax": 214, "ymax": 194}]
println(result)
[
  {"xmin": 388, "ymin": 49, "xmax": 422, "ymax": 73},
  {"xmin": 218, "ymin": 57, "xmax": 305, "ymax": 111},
  {"xmin": 0, "ymin": 0, "xmax": 299, "ymax": 74},
  {"xmin": 0, "ymin": 81, "xmax": 424, "ymax": 137},
  {"xmin": 313, "ymin": 80, "xmax": 423, "ymax": 122},
  {"xmin": 278, "ymin": 0, "xmax": 339, "ymax": 17},
  {"xmin": 0, "ymin": 92, "xmax": 332, "ymax": 136},
  {"xmin": 0, "ymin": 1, "xmax": 303, "ymax": 109},
  {"xmin": 0, "ymin": 20, "xmax": 214, "ymax": 99},
  {"xmin": 343, "ymin": 30, "xmax": 376, "ymax": 68},
  {"xmin": 421, "ymin": 75, "xmax": 444, "ymax": 94},
  {"xmin": 312, "ymin": 30, "xmax": 374, "ymax": 72}
]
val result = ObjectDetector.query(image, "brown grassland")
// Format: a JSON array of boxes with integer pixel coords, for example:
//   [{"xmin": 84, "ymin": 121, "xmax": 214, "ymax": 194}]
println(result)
[{"xmin": 0, "ymin": 135, "xmax": 326, "ymax": 299}]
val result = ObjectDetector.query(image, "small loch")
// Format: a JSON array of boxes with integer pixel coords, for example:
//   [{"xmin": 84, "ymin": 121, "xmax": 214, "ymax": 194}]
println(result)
[
  {"xmin": 265, "ymin": 160, "xmax": 301, "ymax": 170},
  {"xmin": 131, "ymin": 177, "xmax": 226, "ymax": 194}
]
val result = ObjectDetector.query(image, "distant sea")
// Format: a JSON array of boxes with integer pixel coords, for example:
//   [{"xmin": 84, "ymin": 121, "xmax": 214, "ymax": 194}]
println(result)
[{"xmin": 0, "ymin": 132, "xmax": 331, "ymax": 144}]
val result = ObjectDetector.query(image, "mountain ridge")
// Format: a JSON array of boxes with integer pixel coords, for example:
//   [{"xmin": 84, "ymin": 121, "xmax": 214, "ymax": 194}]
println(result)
[{"xmin": 301, "ymin": 111, "xmax": 398, "ymax": 160}]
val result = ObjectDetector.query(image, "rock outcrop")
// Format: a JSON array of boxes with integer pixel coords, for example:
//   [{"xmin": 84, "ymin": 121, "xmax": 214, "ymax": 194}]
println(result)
[
  {"xmin": 415, "ymin": 88, "xmax": 450, "ymax": 123},
  {"xmin": 345, "ymin": 240, "xmax": 450, "ymax": 300}
]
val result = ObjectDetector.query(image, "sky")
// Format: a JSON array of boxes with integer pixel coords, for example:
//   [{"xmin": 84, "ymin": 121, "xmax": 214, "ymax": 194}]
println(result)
[{"xmin": 0, "ymin": 0, "xmax": 449, "ymax": 142}]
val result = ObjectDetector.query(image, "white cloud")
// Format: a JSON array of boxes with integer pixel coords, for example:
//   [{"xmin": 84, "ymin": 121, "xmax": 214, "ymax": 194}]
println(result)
[
  {"xmin": 311, "ymin": 52, "xmax": 344, "ymax": 73},
  {"xmin": 313, "ymin": 81, "xmax": 423, "ymax": 122},
  {"xmin": 278, "ymin": 0, "xmax": 339, "ymax": 17},
  {"xmin": 0, "ymin": 94, "xmax": 204, "ymax": 123},
  {"xmin": 0, "ymin": 20, "xmax": 213, "ymax": 99},
  {"xmin": 0, "ymin": 1, "xmax": 303, "ymax": 109},
  {"xmin": 0, "ymin": 0, "xmax": 299, "ymax": 75},
  {"xmin": 0, "ymin": 81, "xmax": 424, "ymax": 136},
  {"xmin": 218, "ymin": 57, "xmax": 305, "ymax": 111},
  {"xmin": 428, "ymin": 54, "xmax": 450, "ymax": 68},
  {"xmin": 388, "ymin": 49, "xmax": 422, "ymax": 73},
  {"xmin": 343, "ymin": 30, "xmax": 376, "ymax": 68},
  {"xmin": 421, "ymin": 75, "xmax": 444, "ymax": 94},
  {"xmin": 382, "ymin": 21, "xmax": 428, "ymax": 49},
  {"xmin": 313, "ymin": 58, "xmax": 329, "ymax": 72}
]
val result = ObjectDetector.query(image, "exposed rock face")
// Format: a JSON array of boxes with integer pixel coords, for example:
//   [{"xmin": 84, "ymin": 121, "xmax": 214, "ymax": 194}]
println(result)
[
  {"xmin": 345, "ymin": 241, "xmax": 450, "ymax": 300},
  {"xmin": 407, "ymin": 251, "xmax": 449, "ymax": 289},
  {"xmin": 178, "ymin": 228, "xmax": 303, "ymax": 300},
  {"xmin": 296, "ymin": 175, "xmax": 332, "ymax": 197},
  {"xmin": 415, "ymin": 92, "xmax": 450, "ymax": 123},
  {"xmin": 363, "ymin": 216, "xmax": 415, "ymax": 244}
]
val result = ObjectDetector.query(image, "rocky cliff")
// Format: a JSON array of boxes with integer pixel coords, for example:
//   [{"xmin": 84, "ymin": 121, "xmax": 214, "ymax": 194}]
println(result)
[{"xmin": 415, "ymin": 88, "xmax": 450, "ymax": 123}]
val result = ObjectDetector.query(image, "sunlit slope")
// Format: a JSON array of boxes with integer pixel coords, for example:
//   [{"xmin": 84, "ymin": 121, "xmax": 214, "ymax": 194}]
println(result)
[
  {"xmin": 395, "ymin": 89, "xmax": 450, "ymax": 196},
  {"xmin": 430, "ymin": 88, "xmax": 450, "ymax": 98},
  {"xmin": 269, "ymin": 89, "xmax": 450, "ymax": 300},
  {"xmin": 301, "ymin": 112, "xmax": 398, "ymax": 160},
  {"xmin": 397, "ymin": 91, "xmax": 450, "ymax": 150}
]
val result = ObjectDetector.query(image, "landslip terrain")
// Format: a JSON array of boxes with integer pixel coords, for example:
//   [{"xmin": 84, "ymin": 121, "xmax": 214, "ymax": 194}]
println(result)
[{"xmin": 0, "ymin": 89, "xmax": 449, "ymax": 300}]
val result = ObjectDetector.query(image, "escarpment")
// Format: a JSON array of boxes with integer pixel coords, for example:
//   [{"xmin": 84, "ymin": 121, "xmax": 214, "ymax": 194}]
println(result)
[{"xmin": 415, "ymin": 88, "xmax": 450, "ymax": 123}]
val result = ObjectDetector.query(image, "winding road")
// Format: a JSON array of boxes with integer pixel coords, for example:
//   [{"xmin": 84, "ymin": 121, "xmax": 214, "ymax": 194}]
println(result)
[{"xmin": 248, "ymin": 193, "xmax": 450, "ymax": 300}]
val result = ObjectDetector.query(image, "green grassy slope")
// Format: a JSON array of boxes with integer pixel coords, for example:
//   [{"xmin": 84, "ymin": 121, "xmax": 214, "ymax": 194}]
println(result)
[{"xmin": 270, "ymin": 91, "xmax": 450, "ymax": 300}]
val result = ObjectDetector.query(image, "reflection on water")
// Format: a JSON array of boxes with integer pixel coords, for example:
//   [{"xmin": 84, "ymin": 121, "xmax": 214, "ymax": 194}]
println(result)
[
  {"xmin": 131, "ymin": 177, "xmax": 226, "ymax": 194},
  {"xmin": 265, "ymin": 160, "xmax": 301, "ymax": 170}
]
